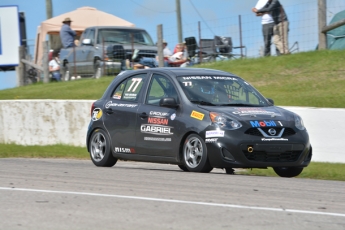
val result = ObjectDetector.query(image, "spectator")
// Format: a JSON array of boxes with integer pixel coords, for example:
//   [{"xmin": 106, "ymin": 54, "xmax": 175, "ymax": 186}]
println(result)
[
  {"xmin": 49, "ymin": 50, "xmax": 61, "ymax": 81},
  {"xmin": 252, "ymin": 0, "xmax": 289, "ymax": 55},
  {"xmin": 253, "ymin": 0, "xmax": 280, "ymax": 56},
  {"xmin": 169, "ymin": 43, "xmax": 187, "ymax": 62},
  {"xmin": 60, "ymin": 17, "xmax": 76, "ymax": 48},
  {"xmin": 163, "ymin": 40, "xmax": 172, "ymax": 58}
]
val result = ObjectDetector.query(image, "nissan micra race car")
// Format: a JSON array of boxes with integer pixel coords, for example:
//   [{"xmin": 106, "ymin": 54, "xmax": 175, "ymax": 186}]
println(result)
[{"xmin": 87, "ymin": 68, "xmax": 312, "ymax": 177}]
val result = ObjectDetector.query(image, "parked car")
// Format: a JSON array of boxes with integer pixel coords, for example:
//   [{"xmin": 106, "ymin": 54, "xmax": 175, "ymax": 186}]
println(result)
[
  {"xmin": 59, "ymin": 26, "xmax": 157, "ymax": 81},
  {"xmin": 86, "ymin": 68, "xmax": 312, "ymax": 177}
]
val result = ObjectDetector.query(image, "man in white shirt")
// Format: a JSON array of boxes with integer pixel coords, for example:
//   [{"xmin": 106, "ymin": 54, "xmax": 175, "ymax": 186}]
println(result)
[{"xmin": 254, "ymin": 0, "xmax": 278, "ymax": 56}]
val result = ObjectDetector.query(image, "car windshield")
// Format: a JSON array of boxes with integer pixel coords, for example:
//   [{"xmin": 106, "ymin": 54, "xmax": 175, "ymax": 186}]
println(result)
[
  {"xmin": 97, "ymin": 29, "xmax": 154, "ymax": 46},
  {"xmin": 177, "ymin": 75, "xmax": 269, "ymax": 106}
]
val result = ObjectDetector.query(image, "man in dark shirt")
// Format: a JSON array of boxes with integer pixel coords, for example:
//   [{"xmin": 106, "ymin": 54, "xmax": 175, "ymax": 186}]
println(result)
[
  {"xmin": 253, "ymin": 0, "xmax": 289, "ymax": 55},
  {"xmin": 60, "ymin": 17, "xmax": 76, "ymax": 48}
]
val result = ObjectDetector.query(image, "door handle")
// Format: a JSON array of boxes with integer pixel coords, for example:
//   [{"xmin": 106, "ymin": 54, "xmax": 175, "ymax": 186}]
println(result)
[
  {"xmin": 106, "ymin": 108, "xmax": 113, "ymax": 114},
  {"xmin": 140, "ymin": 112, "xmax": 148, "ymax": 119}
]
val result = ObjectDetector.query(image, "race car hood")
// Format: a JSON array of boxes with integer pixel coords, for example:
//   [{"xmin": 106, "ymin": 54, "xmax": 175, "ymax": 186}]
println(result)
[{"xmin": 197, "ymin": 105, "xmax": 295, "ymax": 124}]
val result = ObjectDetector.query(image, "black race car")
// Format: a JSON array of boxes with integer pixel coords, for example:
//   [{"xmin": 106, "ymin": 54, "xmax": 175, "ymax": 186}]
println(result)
[{"xmin": 86, "ymin": 68, "xmax": 312, "ymax": 177}]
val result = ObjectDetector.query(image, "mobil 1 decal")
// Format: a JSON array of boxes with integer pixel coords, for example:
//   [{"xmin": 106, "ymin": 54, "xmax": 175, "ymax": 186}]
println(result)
[{"xmin": 250, "ymin": 120, "xmax": 283, "ymax": 127}]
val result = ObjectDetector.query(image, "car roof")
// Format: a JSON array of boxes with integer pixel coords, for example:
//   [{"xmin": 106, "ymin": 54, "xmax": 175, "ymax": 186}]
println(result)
[
  {"xmin": 86, "ymin": 26, "xmax": 146, "ymax": 31},
  {"xmin": 119, "ymin": 67, "xmax": 238, "ymax": 78}
]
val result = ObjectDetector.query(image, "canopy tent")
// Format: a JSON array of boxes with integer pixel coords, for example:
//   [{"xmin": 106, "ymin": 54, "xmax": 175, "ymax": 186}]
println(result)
[
  {"xmin": 34, "ymin": 6, "xmax": 135, "ymax": 65},
  {"xmin": 327, "ymin": 10, "xmax": 345, "ymax": 50}
]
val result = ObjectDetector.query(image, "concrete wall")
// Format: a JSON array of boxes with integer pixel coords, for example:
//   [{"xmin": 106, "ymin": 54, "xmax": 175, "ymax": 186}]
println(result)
[{"xmin": 0, "ymin": 100, "xmax": 344, "ymax": 163}]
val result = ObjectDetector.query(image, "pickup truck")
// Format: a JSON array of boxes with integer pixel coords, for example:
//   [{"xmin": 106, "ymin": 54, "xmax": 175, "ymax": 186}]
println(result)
[{"xmin": 59, "ymin": 26, "xmax": 157, "ymax": 81}]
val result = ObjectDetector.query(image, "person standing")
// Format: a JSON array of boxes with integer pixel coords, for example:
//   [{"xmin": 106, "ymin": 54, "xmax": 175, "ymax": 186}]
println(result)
[
  {"xmin": 253, "ymin": 0, "xmax": 289, "ymax": 55},
  {"xmin": 254, "ymin": 0, "xmax": 279, "ymax": 56},
  {"xmin": 60, "ymin": 17, "xmax": 76, "ymax": 48},
  {"xmin": 163, "ymin": 40, "xmax": 172, "ymax": 58}
]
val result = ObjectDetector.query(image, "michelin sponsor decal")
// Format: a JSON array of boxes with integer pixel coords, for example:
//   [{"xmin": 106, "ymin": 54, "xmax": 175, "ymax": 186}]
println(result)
[
  {"xmin": 105, "ymin": 101, "xmax": 138, "ymax": 108},
  {"xmin": 141, "ymin": 124, "xmax": 173, "ymax": 135},
  {"xmin": 206, "ymin": 130, "xmax": 225, "ymax": 138},
  {"xmin": 144, "ymin": 137, "xmax": 172, "ymax": 142}
]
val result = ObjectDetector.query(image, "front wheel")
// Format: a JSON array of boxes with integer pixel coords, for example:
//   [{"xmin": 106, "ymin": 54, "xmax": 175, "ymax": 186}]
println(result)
[
  {"xmin": 273, "ymin": 167, "xmax": 303, "ymax": 178},
  {"xmin": 178, "ymin": 165, "xmax": 189, "ymax": 172},
  {"xmin": 182, "ymin": 134, "xmax": 213, "ymax": 173},
  {"xmin": 89, "ymin": 129, "xmax": 117, "ymax": 167}
]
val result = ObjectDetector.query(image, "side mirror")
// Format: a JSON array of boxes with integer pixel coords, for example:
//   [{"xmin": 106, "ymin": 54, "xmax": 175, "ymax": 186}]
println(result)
[
  {"xmin": 267, "ymin": 98, "xmax": 274, "ymax": 105},
  {"xmin": 159, "ymin": 97, "xmax": 179, "ymax": 108},
  {"xmin": 82, "ymin": 39, "xmax": 92, "ymax": 45}
]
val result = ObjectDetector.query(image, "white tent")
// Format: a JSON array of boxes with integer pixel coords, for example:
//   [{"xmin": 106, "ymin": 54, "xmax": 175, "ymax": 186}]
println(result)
[{"xmin": 34, "ymin": 6, "xmax": 135, "ymax": 65}]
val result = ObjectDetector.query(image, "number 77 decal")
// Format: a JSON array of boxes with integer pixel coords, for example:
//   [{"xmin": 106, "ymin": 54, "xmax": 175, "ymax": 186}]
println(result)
[{"xmin": 127, "ymin": 78, "xmax": 142, "ymax": 92}]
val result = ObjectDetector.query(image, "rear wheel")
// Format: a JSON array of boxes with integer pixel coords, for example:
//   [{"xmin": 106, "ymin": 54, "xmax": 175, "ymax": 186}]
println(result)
[
  {"xmin": 89, "ymin": 129, "xmax": 117, "ymax": 167},
  {"xmin": 273, "ymin": 167, "xmax": 303, "ymax": 178},
  {"xmin": 182, "ymin": 134, "xmax": 213, "ymax": 173}
]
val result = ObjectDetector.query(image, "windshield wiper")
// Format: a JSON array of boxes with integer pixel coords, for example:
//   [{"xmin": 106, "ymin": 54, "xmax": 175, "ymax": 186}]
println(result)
[{"xmin": 190, "ymin": 100, "xmax": 216, "ymax": 106}]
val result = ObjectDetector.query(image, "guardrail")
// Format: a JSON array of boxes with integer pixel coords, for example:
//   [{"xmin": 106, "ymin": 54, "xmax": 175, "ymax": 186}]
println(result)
[{"xmin": 0, "ymin": 100, "xmax": 344, "ymax": 163}]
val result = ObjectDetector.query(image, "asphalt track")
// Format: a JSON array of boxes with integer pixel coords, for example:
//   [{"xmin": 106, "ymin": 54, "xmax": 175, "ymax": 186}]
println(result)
[{"xmin": 0, "ymin": 158, "xmax": 344, "ymax": 230}]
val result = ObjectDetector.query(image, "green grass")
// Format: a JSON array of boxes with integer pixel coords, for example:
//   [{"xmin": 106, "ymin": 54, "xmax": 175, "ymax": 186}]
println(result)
[
  {"xmin": 0, "ymin": 144, "xmax": 88, "ymax": 159},
  {"xmin": 1, "ymin": 49, "xmax": 345, "ymax": 180},
  {"xmin": 239, "ymin": 162, "xmax": 345, "ymax": 181},
  {"xmin": 1, "ymin": 49, "xmax": 345, "ymax": 107}
]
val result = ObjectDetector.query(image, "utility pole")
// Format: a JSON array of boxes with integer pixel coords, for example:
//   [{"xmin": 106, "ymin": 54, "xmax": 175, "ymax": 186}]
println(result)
[
  {"xmin": 176, "ymin": 0, "xmax": 183, "ymax": 43},
  {"xmin": 46, "ymin": 0, "xmax": 52, "ymax": 19},
  {"xmin": 318, "ymin": 0, "xmax": 327, "ymax": 50}
]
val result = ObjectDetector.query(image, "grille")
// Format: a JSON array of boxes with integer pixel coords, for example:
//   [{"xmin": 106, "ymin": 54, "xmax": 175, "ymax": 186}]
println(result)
[
  {"xmin": 245, "ymin": 128, "xmax": 296, "ymax": 137},
  {"xmin": 244, "ymin": 150, "xmax": 302, "ymax": 162}
]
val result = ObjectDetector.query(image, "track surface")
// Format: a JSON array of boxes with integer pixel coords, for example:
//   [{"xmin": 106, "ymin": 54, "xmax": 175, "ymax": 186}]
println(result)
[{"xmin": 0, "ymin": 158, "xmax": 344, "ymax": 230}]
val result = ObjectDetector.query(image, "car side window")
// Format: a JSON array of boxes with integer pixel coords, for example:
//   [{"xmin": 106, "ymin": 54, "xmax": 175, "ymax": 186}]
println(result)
[
  {"xmin": 146, "ymin": 74, "xmax": 179, "ymax": 105},
  {"xmin": 111, "ymin": 74, "xmax": 146, "ymax": 102}
]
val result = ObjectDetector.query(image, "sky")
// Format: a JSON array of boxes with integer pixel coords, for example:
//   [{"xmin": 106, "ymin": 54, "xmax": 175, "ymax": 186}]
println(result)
[{"xmin": 0, "ymin": 0, "xmax": 344, "ymax": 90}]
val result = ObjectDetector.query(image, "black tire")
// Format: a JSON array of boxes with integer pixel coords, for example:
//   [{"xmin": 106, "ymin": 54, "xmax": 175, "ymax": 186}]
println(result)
[
  {"xmin": 89, "ymin": 129, "xmax": 117, "ymax": 167},
  {"xmin": 178, "ymin": 165, "xmax": 189, "ymax": 172},
  {"xmin": 94, "ymin": 60, "xmax": 103, "ymax": 79},
  {"xmin": 63, "ymin": 63, "xmax": 70, "ymax": 81},
  {"xmin": 273, "ymin": 167, "xmax": 303, "ymax": 178},
  {"xmin": 182, "ymin": 134, "xmax": 213, "ymax": 173}
]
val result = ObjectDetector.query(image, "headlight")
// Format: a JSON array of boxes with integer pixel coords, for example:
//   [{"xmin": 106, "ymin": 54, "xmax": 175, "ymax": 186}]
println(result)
[
  {"xmin": 294, "ymin": 114, "xmax": 305, "ymax": 130},
  {"xmin": 210, "ymin": 112, "xmax": 242, "ymax": 130}
]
